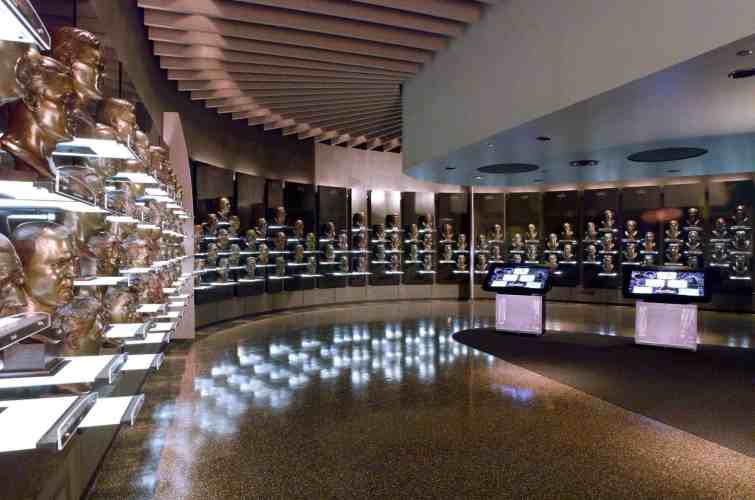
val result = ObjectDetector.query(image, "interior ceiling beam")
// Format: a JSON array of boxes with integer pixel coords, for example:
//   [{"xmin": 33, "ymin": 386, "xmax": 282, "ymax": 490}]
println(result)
[
  {"xmin": 382, "ymin": 138, "xmax": 401, "ymax": 152},
  {"xmin": 247, "ymin": 113, "xmax": 281, "ymax": 126},
  {"xmin": 365, "ymin": 138, "xmax": 383, "ymax": 150},
  {"xmin": 142, "ymin": 10, "xmax": 432, "ymax": 63},
  {"xmin": 167, "ymin": 68, "xmax": 405, "ymax": 83},
  {"xmin": 311, "ymin": 130, "xmax": 339, "ymax": 142},
  {"xmin": 264, "ymin": 118, "xmax": 296, "ymax": 131},
  {"xmin": 195, "ymin": 88, "xmax": 397, "ymax": 102},
  {"xmin": 174, "ymin": 73, "xmax": 403, "ymax": 86},
  {"xmin": 270, "ymin": 101, "xmax": 400, "ymax": 117},
  {"xmin": 281, "ymin": 123, "xmax": 311, "ymax": 136},
  {"xmin": 148, "ymin": 27, "xmax": 421, "ymax": 73},
  {"xmin": 208, "ymin": 95, "xmax": 399, "ymax": 112},
  {"xmin": 209, "ymin": 88, "xmax": 398, "ymax": 98},
  {"xmin": 232, "ymin": 0, "xmax": 465, "ymax": 37},
  {"xmin": 352, "ymin": 121, "xmax": 402, "ymax": 137},
  {"xmin": 231, "ymin": 108, "xmax": 273, "ymax": 120},
  {"xmin": 348, "ymin": 136, "xmax": 368, "ymax": 147},
  {"xmin": 138, "ymin": 0, "xmax": 447, "ymax": 51},
  {"xmin": 297, "ymin": 128, "xmax": 324, "ymax": 140},
  {"xmin": 330, "ymin": 134, "xmax": 351, "ymax": 145},
  {"xmin": 307, "ymin": 111, "xmax": 402, "ymax": 131},
  {"xmin": 176, "ymin": 79, "xmax": 401, "ymax": 91},
  {"xmin": 282, "ymin": 103, "xmax": 401, "ymax": 123},
  {"xmin": 156, "ymin": 45, "xmax": 413, "ymax": 77},
  {"xmin": 353, "ymin": 0, "xmax": 481, "ymax": 23}
]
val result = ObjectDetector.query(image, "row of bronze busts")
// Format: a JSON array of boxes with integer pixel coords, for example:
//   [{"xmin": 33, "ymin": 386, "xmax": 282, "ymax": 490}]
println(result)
[
  {"xmin": 0, "ymin": 27, "xmax": 182, "ymax": 204},
  {"xmin": 0, "ymin": 219, "xmax": 183, "ymax": 356}
]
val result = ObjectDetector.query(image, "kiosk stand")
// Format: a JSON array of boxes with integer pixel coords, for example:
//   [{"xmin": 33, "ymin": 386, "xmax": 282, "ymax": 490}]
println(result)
[
  {"xmin": 482, "ymin": 264, "xmax": 553, "ymax": 336},
  {"xmin": 622, "ymin": 267, "xmax": 711, "ymax": 351}
]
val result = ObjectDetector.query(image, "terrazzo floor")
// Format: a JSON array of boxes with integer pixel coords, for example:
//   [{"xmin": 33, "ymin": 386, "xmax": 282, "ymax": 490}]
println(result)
[{"xmin": 89, "ymin": 300, "xmax": 755, "ymax": 499}]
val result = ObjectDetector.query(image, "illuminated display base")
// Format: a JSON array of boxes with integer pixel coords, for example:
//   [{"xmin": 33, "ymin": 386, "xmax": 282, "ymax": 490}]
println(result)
[
  {"xmin": 495, "ymin": 294, "xmax": 545, "ymax": 336},
  {"xmin": 635, "ymin": 301, "xmax": 698, "ymax": 351}
]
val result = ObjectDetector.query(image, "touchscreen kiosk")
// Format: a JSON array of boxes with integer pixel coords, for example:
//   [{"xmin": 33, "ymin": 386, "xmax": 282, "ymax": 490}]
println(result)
[
  {"xmin": 483, "ymin": 265, "xmax": 552, "ymax": 335},
  {"xmin": 622, "ymin": 266, "xmax": 711, "ymax": 351}
]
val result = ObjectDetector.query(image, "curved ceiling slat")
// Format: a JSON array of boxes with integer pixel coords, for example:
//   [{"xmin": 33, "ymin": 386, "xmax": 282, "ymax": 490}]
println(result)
[{"xmin": 139, "ymin": 0, "xmax": 489, "ymax": 151}]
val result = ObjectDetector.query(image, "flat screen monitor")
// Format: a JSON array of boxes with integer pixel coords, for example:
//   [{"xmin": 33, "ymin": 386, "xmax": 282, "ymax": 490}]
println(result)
[
  {"xmin": 622, "ymin": 267, "xmax": 711, "ymax": 303},
  {"xmin": 482, "ymin": 264, "xmax": 552, "ymax": 295}
]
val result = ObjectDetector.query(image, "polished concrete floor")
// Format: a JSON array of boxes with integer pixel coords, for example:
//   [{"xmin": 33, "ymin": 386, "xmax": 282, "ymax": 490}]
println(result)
[{"xmin": 90, "ymin": 300, "xmax": 755, "ymax": 499}]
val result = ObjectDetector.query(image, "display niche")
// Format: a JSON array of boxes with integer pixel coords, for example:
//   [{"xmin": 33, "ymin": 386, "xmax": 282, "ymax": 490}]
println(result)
[
  {"xmin": 708, "ymin": 180, "xmax": 753, "ymax": 294},
  {"xmin": 369, "ymin": 190, "xmax": 402, "ymax": 286},
  {"xmin": 401, "ymin": 192, "xmax": 435, "ymax": 285},
  {"xmin": 280, "ymin": 182, "xmax": 317, "ymax": 291},
  {"xmin": 436, "ymin": 192, "xmax": 469, "ymax": 283},
  {"xmin": 505, "ymin": 191, "xmax": 542, "ymax": 276},
  {"xmin": 317, "ymin": 186, "xmax": 354, "ymax": 288},
  {"xmin": 662, "ymin": 183, "xmax": 706, "ymax": 271},
  {"xmin": 581, "ymin": 188, "xmax": 620, "ymax": 288},
  {"xmin": 543, "ymin": 190, "xmax": 579, "ymax": 286},
  {"xmin": 474, "ymin": 193, "xmax": 505, "ymax": 284}
]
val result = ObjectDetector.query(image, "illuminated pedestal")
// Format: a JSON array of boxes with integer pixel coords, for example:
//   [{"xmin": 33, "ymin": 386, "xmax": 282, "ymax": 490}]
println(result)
[
  {"xmin": 635, "ymin": 301, "xmax": 698, "ymax": 351},
  {"xmin": 495, "ymin": 294, "xmax": 545, "ymax": 336}
]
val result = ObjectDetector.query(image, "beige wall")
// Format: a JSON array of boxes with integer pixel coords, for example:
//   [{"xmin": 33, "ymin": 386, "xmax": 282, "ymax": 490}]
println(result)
[
  {"xmin": 403, "ymin": 0, "xmax": 755, "ymax": 170},
  {"xmin": 315, "ymin": 144, "xmax": 461, "ymax": 192},
  {"xmin": 91, "ymin": 0, "xmax": 314, "ymax": 183}
]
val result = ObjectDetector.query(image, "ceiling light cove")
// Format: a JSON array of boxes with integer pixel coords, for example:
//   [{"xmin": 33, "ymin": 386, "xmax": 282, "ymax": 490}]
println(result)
[
  {"xmin": 478, "ymin": 163, "xmax": 539, "ymax": 174},
  {"xmin": 569, "ymin": 160, "xmax": 599, "ymax": 167},
  {"xmin": 627, "ymin": 147, "xmax": 708, "ymax": 163}
]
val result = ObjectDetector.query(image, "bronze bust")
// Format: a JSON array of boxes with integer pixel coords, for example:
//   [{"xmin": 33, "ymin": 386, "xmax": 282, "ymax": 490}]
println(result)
[
  {"xmin": 12, "ymin": 221, "xmax": 76, "ymax": 316},
  {"xmin": 53, "ymin": 295, "xmax": 104, "ymax": 356},
  {"xmin": 50, "ymin": 27, "xmax": 103, "ymax": 137},
  {"xmin": 273, "ymin": 206, "xmax": 286, "ymax": 226},
  {"xmin": 103, "ymin": 284, "xmax": 138, "ymax": 324},
  {"xmin": 217, "ymin": 197, "xmax": 231, "ymax": 222},
  {"xmin": 0, "ymin": 234, "xmax": 29, "ymax": 317},
  {"xmin": 97, "ymin": 97, "xmax": 136, "ymax": 146},
  {"xmin": 0, "ymin": 49, "xmax": 75, "ymax": 178}
]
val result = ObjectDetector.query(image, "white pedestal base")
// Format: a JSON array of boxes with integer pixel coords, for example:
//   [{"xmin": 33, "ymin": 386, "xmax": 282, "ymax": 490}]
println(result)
[
  {"xmin": 635, "ymin": 301, "xmax": 698, "ymax": 351},
  {"xmin": 495, "ymin": 294, "xmax": 544, "ymax": 335}
]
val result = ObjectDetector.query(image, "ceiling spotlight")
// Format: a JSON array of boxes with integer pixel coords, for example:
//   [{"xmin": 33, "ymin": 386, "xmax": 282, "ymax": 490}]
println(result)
[
  {"xmin": 736, "ymin": 49, "xmax": 753, "ymax": 57},
  {"xmin": 627, "ymin": 147, "xmax": 707, "ymax": 163},
  {"xmin": 666, "ymin": 169, "xmax": 681, "ymax": 174},
  {"xmin": 487, "ymin": 143, "xmax": 495, "ymax": 148},
  {"xmin": 445, "ymin": 165, "xmax": 456, "ymax": 170},
  {"xmin": 533, "ymin": 178, "xmax": 544, "ymax": 183},
  {"xmin": 570, "ymin": 160, "xmax": 599, "ymax": 167},
  {"xmin": 536, "ymin": 136, "xmax": 551, "ymax": 142},
  {"xmin": 474, "ymin": 175, "xmax": 484, "ymax": 180},
  {"xmin": 728, "ymin": 68, "xmax": 755, "ymax": 79}
]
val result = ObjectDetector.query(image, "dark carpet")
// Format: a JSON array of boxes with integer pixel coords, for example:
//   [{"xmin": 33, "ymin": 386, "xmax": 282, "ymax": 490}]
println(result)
[{"xmin": 453, "ymin": 329, "xmax": 755, "ymax": 458}]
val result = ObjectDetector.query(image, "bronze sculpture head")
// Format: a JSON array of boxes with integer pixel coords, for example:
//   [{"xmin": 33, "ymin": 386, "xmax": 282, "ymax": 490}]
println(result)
[
  {"xmin": 0, "ymin": 234, "xmax": 28, "ymax": 317},
  {"xmin": 0, "ymin": 49, "xmax": 75, "ymax": 178},
  {"xmin": 103, "ymin": 284, "xmax": 138, "ymax": 324},
  {"xmin": 53, "ymin": 295, "xmax": 103, "ymax": 356},
  {"xmin": 97, "ymin": 97, "xmax": 136, "ymax": 146},
  {"xmin": 12, "ymin": 221, "xmax": 76, "ymax": 314}
]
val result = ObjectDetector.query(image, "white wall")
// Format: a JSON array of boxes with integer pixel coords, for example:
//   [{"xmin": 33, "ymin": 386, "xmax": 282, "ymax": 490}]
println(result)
[
  {"xmin": 403, "ymin": 0, "xmax": 755, "ymax": 169},
  {"xmin": 315, "ymin": 144, "xmax": 462, "ymax": 192}
]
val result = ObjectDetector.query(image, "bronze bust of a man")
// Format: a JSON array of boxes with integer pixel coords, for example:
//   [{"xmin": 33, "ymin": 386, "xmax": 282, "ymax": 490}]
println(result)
[
  {"xmin": 0, "ymin": 49, "xmax": 75, "ymax": 179},
  {"xmin": 11, "ymin": 221, "xmax": 76, "ymax": 316},
  {"xmin": 97, "ymin": 97, "xmax": 136, "ymax": 146},
  {"xmin": 0, "ymin": 234, "xmax": 29, "ymax": 317}
]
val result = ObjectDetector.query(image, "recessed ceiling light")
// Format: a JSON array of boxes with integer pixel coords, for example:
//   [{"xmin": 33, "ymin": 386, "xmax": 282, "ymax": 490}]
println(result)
[
  {"xmin": 570, "ymin": 160, "xmax": 599, "ymax": 167},
  {"xmin": 666, "ymin": 169, "xmax": 681, "ymax": 174},
  {"xmin": 478, "ymin": 163, "xmax": 539, "ymax": 174},
  {"xmin": 445, "ymin": 165, "xmax": 456, "ymax": 170},
  {"xmin": 474, "ymin": 175, "xmax": 484, "ymax": 180},
  {"xmin": 487, "ymin": 143, "xmax": 494, "ymax": 148},
  {"xmin": 627, "ymin": 147, "xmax": 708, "ymax": 163},
  {"xmin": 532, "ymin": 178, "xmax": 544, "ymax": 183},
  {"xmin": 736, "ymin": 49, "xmax": 753, "ymax": 57},
  {"xmin": 536, "ymin": 136, "xmax": 551, "ymax": 142},
  {"xmin": 728, "ymin": 68, "xmax": 755, "ymax": 79}
]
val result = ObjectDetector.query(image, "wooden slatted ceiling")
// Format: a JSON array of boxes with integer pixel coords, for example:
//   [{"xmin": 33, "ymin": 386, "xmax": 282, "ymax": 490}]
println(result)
[{"xmin": 138, "ymin": 0, "xmax": 494, "ymax": 152}]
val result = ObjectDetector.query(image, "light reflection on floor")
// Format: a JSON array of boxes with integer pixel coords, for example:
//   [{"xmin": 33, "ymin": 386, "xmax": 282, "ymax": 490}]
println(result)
[{"xmin": 90, "ymin": 301, "xmax": 755, "ymax": 499}]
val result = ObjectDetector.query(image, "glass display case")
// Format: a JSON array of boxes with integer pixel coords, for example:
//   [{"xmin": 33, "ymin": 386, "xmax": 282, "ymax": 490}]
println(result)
[
  {"xmin": 581, "ymin": 188, "xmax": 620, "ymax": 288},
  {"xmin": 369, "ymin": 190, "xmax": 402, "ymax": 286},
  {"xmin": 401, "ymin": 192, "xmax": 435, "ymax": 284},
  {"xmin": 436, "ymin": 192, "xmax": 469, "ymax": 283},
  {"xmin": 543, "ymin": 190, "xmax": 579, "ymax": 286}
]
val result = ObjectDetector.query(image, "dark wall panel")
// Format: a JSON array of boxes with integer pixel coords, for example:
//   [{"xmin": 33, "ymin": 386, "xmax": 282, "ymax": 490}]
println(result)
[
  {"xmin": 474, "ymin": 193, "xmax": 505, "ymax": 241},
  {"xmin": 318, "ymin": 186, "xmax": 350, "ymax": 234},
  {"xmin": 284, "ymin": 182, "xmax": 317, "ymax": 234},
  {"xmin": 193, "ymin": 160, "xmax": 234, "ymax": 223},
  {"xmin": 505, "ymin": 192, "xmax": 541, "ymax": 241},
  {"xmin": 543, "ymin": 190, "xmax": 578, "ymax": 241},
  {"xmin": 236, "ymin": 172, "xmax": 265, "ymax": 232},
  {"xmin": 436, "ymin": 192, "xmax": 469, "ymax": 239}
]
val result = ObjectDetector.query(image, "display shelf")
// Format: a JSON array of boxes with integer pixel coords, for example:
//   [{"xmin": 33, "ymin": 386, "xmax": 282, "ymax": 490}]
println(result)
[
  {"xmin": 53, "ymin": 137, "xmax": 138, "ymax": 161},
  {"xmin": 74, "ymin": 277, "xmax": 128, "ymax": 287},
  {"xmin": 0, "ymin": 353, "xmax": 127, "ymax": 391},
  {"xmin": 105, "ymin": 323, "xmax": 148, "ymax": 340},
  {"xmin": 136, "ymin": 303, "xmax": 166, "ymax": 315},
  {"xmin": 122, "ymin": 353, "xmax": 164, "ymax": 371},
  {"xmin": 0, "ymin": 181, "xmax": 107, "ymax": 213},
  {"xmin": 78, "ymin": 395, "xmax": 145, "ymax": 428},
  {"xmin": 123, "ymin": 332, "xmax": 170, "ymax": 346}
]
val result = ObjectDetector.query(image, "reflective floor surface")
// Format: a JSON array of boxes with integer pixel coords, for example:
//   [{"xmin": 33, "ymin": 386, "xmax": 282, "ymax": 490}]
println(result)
[{"xmin": 90, "ymin": 301, "xmax": 755, "ymax": 499}]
